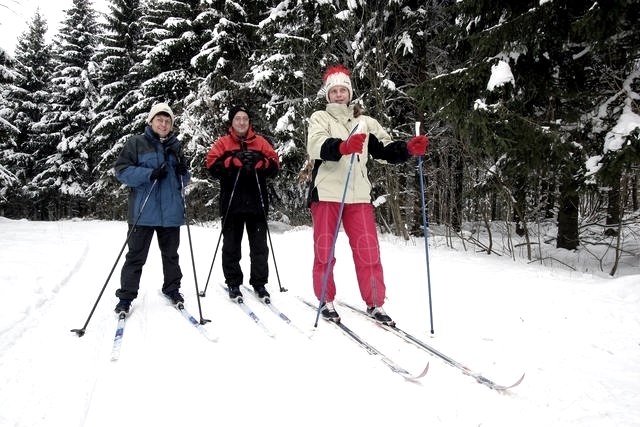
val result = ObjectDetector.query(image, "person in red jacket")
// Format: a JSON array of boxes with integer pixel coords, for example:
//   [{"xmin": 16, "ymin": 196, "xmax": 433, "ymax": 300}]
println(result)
[{"xmin": 206, "ymin": 105, "xmax": 280, "ymax": 302}]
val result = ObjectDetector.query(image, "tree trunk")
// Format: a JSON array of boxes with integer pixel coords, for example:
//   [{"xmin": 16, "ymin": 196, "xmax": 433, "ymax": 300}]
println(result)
[
  {"xmin": 556, "ymin": 182, "xmax": 579, "ymax": 250},
  {"xmin": 450, "ymin": 153, "xmax": 463, "ymax": 232},
  {"xmin": 605, "ymin": 172, "xmax": 622, "ymax": 237}
]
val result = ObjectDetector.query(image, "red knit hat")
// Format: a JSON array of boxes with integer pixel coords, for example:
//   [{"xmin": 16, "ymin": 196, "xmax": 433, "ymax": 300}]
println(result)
[{"xmin": 322, "ymin": 65, "xmax": 353, "ymax": 103}]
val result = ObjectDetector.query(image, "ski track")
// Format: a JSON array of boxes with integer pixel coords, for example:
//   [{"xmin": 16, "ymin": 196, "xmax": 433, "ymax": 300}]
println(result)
[{"xmin": 0, "ymin": 242, "xmax": 89, "ymax": 350}]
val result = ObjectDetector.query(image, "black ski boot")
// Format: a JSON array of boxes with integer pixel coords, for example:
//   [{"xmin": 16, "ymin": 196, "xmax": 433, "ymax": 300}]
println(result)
[
  {"xmin": 228, "ymin": 285, "xmax": 243, "ymax": 302},
  {"xmin": 255, "ymin": 285, "xmax": 270, "ymax": 303}
]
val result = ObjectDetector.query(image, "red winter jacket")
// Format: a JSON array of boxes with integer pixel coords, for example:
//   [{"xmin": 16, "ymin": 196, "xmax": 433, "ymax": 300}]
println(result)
[{"xmin": 206, "ymin": 126, "xmax": 280, "ymax": 216}]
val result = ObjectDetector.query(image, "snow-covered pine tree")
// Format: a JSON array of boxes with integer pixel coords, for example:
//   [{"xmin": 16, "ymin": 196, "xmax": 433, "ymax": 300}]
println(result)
[
  {"xmin": 0, "ymin": 10, "xmax": 52, "ymax": 217},
  {"xmin": 184, "ymin": 0, "xmax": 273, "ymax": 220},
  {"xmin": 248, "ymin": 0, "xmax": 358, "ymax": 224},
  {"xmin": 0, "ymin": 46, "xmax": 19, "ymax": 211},
  {"xmin": 413, "ymin": 0, "xmax": 640, "ymax": 253},
  {"xmin": 419, "ymin": 0, "xmax": 568, "ymax": 255},
  {"xmin": 89, "ymin": 0, "xmax": 146, "ymax": 218},
  {"xmin": 349, "ymin": 0, "xmax": 446, "ymax": 238},
  {"xmin": 136, "ymin": 0, "xmax": 204, "ymax": 112},
  {"xmin": 29, "ymin": 0, "xmax": 99, "ymax": 219},
  {"xmin": 577, "ymin": 1, "xmax": 640, "ymax": 241}
]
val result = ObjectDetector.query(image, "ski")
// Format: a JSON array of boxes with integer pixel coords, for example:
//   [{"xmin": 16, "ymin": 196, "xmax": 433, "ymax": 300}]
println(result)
[
  {"xmin": 174, "ymin": 303, "xmax": 218, "ymax": 342},
  {"xmin": 301, "ymin": 299, "xmax": 428, "ymax": 382},
  {"xmin": 110, "ymin": 312, "xmax": 127, "ymax": 361},
  {"xmin": 160, "ymin": 292, "xmax": 217, "ymax": 342},
  {"xmin": 339, "ymin": 301, "xmax": 525, "ymax": 391},
  {"xmin": 242, "ymin": 286, "xmax": 307, "ymax": 336},
  {"xmin": 220, "ymin": 285, "xmax": 275, "ymax": 337}
]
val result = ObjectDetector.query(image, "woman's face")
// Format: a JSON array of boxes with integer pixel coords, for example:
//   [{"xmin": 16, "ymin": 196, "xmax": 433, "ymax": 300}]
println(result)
[{"xmin": 328, "ymin": 86, "xmax": 350, "ymax": 104}]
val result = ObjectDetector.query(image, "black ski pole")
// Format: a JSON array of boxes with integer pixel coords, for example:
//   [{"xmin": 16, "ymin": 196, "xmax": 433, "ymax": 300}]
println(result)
[
  {"xmin": 180, "ymin": 177, "xmax": 210, "ymax": 324},
  {"xmin": 253, "ymin": 168, "xmax": 286, "ymax": 292},
  {"xmin": 200, "ymin": 168, "xmax": 242, "ymax": 297},
  {"xmin": 71, "ymin": 179, "xmax": 159, "ymax": 337}
]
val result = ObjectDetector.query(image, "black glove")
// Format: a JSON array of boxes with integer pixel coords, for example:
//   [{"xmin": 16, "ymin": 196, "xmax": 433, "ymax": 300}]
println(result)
[
  {"xmin": 175, "ymin": 161, "xmax": 188, "ymax": 176},
  {"xmin": 150, "ymin": 163, "xmax": 168, "ymax": 181},
  {"xmin": 235, "ymin": 150, "xmax": 264, "ymax": 170}
]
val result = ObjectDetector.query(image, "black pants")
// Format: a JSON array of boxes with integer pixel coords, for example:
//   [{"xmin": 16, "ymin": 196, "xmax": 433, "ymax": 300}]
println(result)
[
  {"xmin": 116, "ymin": 225, "xmax": 182, "ymax": 300},
  {"xmin": 222, "ymin": 213, "xmax": 269, "ymax": 288}
]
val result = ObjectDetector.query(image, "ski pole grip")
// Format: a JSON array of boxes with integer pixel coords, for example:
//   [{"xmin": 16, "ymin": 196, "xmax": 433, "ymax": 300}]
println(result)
[{"xmin": 415, "ymin": 121, "xmax": 421, "ymax": 137}]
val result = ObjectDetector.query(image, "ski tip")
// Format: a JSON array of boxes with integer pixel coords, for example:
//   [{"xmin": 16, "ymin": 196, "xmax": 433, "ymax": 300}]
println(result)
[
  {"xmin": 482, "ymin": 372, "xmax": 526, "ymax": 392},
  {"xmin": 502, "ymin": 372, "xmax": 526, "ymax": 390},
  {"xmin": 409, "ymin": 362, "xmax": 429, "ymax": 382}
]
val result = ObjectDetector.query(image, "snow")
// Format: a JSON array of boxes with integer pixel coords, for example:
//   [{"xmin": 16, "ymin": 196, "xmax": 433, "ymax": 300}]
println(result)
[
  {"xmin": 395, "ymin": 31, "xmax": 414, "ymax": 56},
  {"xmin": 1, "ymin": 217, "xmax": 639, "ymax": 427},
  {"xmin": 487, "ymin": 60, "xmax": 515, "ymax": 91},
  {"xmin": 604, "ymin": 99, "xmax": 640, "ymax": 153}
]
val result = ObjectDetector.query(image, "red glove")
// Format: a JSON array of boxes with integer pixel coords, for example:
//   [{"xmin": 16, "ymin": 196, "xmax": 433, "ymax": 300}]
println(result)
[
  {"xmin": 339, "ymin": 133, "xmax": 366, "ymax": 155},
  {"xmin": 407, "ymin": 135, "xmax": 429, "ymax": 156},
  {"xmin": 223, "ymin": 155, "xmax": 243, "ymax": 168},
  {"xmin": 255, "ymin": 158, "xmax": 270, "ymax": 169}
]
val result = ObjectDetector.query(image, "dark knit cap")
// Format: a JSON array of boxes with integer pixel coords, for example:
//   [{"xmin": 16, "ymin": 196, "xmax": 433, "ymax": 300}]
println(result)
[{"xmin": 228, "ymin": 105, "xmax": 251, "ymax": 122}]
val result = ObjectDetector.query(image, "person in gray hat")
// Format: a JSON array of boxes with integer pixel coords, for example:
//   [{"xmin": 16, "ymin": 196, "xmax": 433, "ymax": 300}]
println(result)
[{"xmin": 112, "ymin": 102, "xmax": 191, "ymax": 315}]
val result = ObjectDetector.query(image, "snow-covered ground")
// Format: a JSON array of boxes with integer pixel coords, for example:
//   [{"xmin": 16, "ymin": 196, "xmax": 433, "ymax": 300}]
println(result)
[{"xmin": 0, "ymin": 217, "xmax": 638, "ymax": 427}]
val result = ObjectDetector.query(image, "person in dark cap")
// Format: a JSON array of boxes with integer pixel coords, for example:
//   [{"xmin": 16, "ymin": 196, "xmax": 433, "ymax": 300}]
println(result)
[
  {"xmin": 112, "ymin": 102, "xmax": 191, "ymax": 315},
  {"xmin": 205, "ymin": 104, "xmax": 280, "ymax": 302}
]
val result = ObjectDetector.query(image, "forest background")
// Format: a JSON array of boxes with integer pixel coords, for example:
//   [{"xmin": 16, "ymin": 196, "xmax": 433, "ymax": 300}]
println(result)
[{"xmin": 0, "ymin": 0, "xmax": 639, "ymax": 276}]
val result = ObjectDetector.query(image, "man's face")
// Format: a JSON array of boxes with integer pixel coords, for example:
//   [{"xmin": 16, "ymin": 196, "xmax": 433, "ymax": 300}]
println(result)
[
  {"xmin": 232, "ymin": 111, "xmax": 250, "ymax": 136},
  {"xmin": 150, "ymin": 113, "xmax": 172, "ymax": 138}
]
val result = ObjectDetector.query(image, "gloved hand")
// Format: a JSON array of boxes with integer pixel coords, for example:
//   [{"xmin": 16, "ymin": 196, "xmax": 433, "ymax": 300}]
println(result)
[
  {"xmin": 223, "ymin": 154, "xmax": 243, "ymax": 169},
  {"xmin": 236, "ymin": 150, "xmax": 264, "ymax": 170},
  {"xmin": 150, "ymin": 163, "xmax": 167, "ymax": 181},
  {"xmin": 339, "ymin": 133, "xmax": 366, "ymax": 156},
  {"xmin": 175, "ymin": 161, "xmax": 188, "ymax": 176},
  {"xmin": 254, "ymin": 158, "xmax": 270, "ymax": 170},
  {"xmin": 407, "ymin": 135, "xmax": 429, "ymax": 156}
]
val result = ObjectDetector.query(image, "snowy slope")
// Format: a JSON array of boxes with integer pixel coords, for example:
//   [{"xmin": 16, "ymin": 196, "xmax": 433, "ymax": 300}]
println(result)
[{"xmin": 0, "ymin": 218, "xmax": 639, "ymax": 427}]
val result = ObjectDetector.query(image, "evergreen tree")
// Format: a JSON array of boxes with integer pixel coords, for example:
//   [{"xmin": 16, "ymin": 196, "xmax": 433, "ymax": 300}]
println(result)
[
  {"xmin": 349, "ymin": 0, "xmax": 447, "ymax": 237},
  {"xmin": 30, "ymin": 0, "xmax": 99, "ymax": 219},
  {"xmin": 414, "ymin": 0, "xmax": 640, "ymax": 252},
  {"xmin": 183, "ymin": 0, "xmax": 273, "ymax": 220},
  {"xmin": 0, "ymin": 10, "xmax": 52, "ymax": 217},
  {"xmin": 131, "ymin": 0, "xmax": 205, "ymax": 116},
  {"xmin": 0, "ymin": 46, "xmax": 19, "ymax": 209},
  {"xmin": 247, "ymin": 0, "xmax": 356, "ymax": 224},
  {"xmin": 89, "ymin": 0, "xmax": 146, "ymax": 218},
  {"xmin": 577, "ymin": 0, "xmax": 640, "ymax": 238}
]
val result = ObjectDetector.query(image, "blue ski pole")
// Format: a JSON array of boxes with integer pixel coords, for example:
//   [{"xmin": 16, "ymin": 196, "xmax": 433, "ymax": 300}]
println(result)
[
  {"xmin": 416, "ymin": 121, "xmax": 434, "ymax": 334},
  {"xmin": 314, "ymin": 123, "xmax": 360, "ymax": 327}
]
